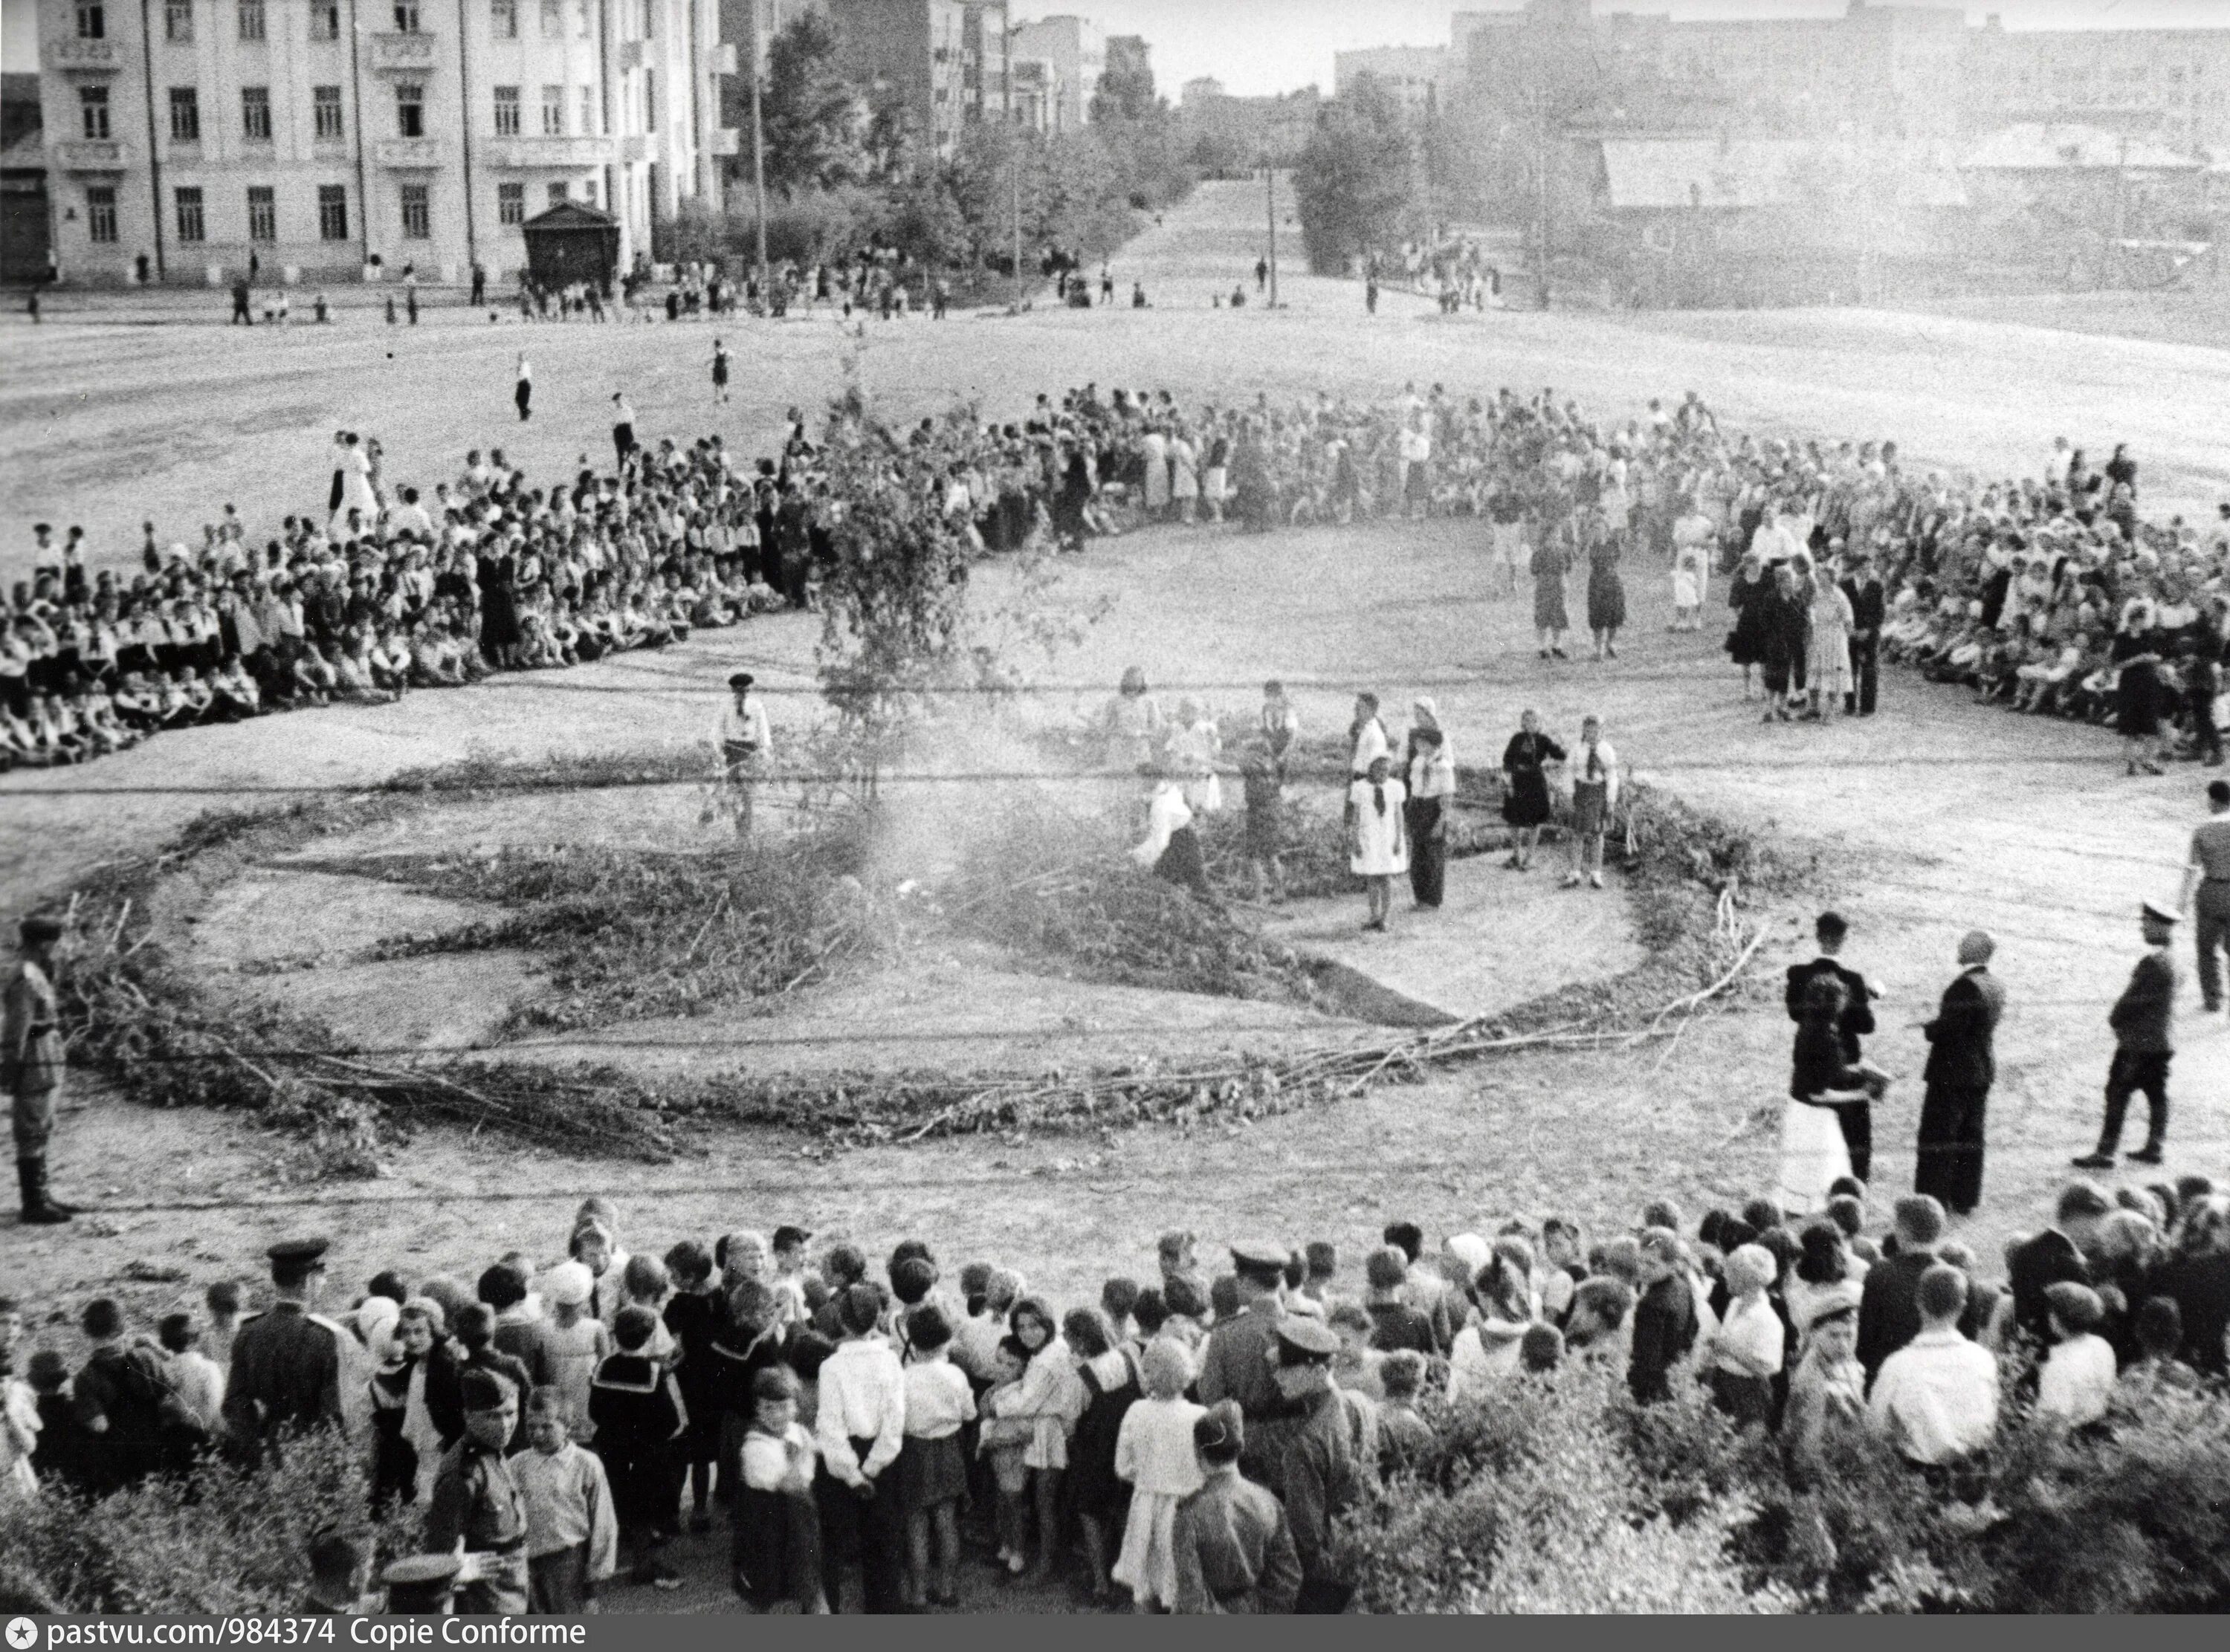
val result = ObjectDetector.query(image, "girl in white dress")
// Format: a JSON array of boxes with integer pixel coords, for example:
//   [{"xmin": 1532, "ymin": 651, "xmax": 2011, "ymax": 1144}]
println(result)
[
  {"xmin": 1169, "ymin": 434, "xmax": 1200, "ymax": 524},
  {"xmin": 1806, "ymin": 559, "xmax": 1855, "ymax": 719},
  {"xmin": 1346, "ymin": 754, "xmax": 1409, "ymax": 932},
  {"xmin": 1111, "ymin": 1340, "xmax": 1204, "ymax": 1612}
]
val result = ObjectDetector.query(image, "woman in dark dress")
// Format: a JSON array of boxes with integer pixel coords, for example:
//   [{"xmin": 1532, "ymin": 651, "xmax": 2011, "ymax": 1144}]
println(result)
[
  {"xmin": 2113, "ymin": 601, "xmax": 2166, "ymax": 775},
  {"xmin": 1499, "ymin": 709, "xmax": 1564, "ymax": 871},
  {"xmin": 1759, "ymin": 562, "xmax": 1810, "ymax": 724},
  {"xmin": 1053, "ymin": 447, "xmax": 1093, "ymax": 549},
  {"xmin": 1060, "ymin": 1308, "xmax": 1137, "ymax": 1605},
  {"xmin": 1586, "ymin": 517, "xmax": 1627, "ymax": 661},
  {"xmin": 476, "ymin": 549, "xmax": 520, "ymax": 670},
  {"xmin": 1725, "ymin": 551, "xmax": 1771, "ymax": 699}
]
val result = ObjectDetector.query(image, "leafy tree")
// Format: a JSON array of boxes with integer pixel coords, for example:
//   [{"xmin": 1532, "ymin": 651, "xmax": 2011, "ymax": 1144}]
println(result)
[
  {"xmin": 1293, "ymin": 73, "xmax": 1420, "ymax": 275},
  {"xmin": 1090, "ymin": 38, "xmax": 1159, "ymax": 123},
  {"xmin": 762, "ymin": 11, "xmax": 867, "ymax": 198}
]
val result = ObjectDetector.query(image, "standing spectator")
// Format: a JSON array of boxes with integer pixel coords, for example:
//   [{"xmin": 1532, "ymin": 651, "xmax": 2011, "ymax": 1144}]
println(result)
[
  {"xmin": 511, "ymin": 1385, "xmax": 618, "ymax": 1614},
  {"xmin": 1346, "ymin": 755, "xmax": 1409, "ymax": 933},
  {"xmin": 2035, "ymin": 1283, "xmax": 2116, "ymax": 1428},
  {"xmin": 1169, "ymin": 1402, "xmax": 1300, "ymax": 1615},
  {"xmin": 813, "ymin": 1284, "xmax": 906, "ymax": 1613},
  {"xmin": 2075, "ymin": 901, "xmax": 2178, "ymax": 1168},
  {"xmin": 1499, "ymin": 710, "xmax": 1563, "ymax": 872},
  {"xmin": 1785, "ymin": 911, "xmax": 1880, "ymax": 1184},
  {"xmin": 1628, "ymin": 1228, "xmax": 1699, "ymax": 1405},
  {"xmin": 2006, "ymin": 1182, "xmax": 2107, "ymax": 1348},
  {"xmin": 2176, "ymin": 780, "xmax": 2230, "ymax": 1011},
  {"xmin": 1915, "ymin": 931, "xmax": 2007, "ymax": 1215},
  {"xmin": 6, "ymin": 915, "xmax": 72, "ymax": 1223},
  {"xmin": 1403, "ymin": 702, "xmax": 1454, "ymax": 912},
  {"xmin": 1841, "ymin": 546, "xmax": 1886, "ymax": 715},
  {"xmin": 1562, "ymin": 716, "xmax": 1617, "ymax": 891}
]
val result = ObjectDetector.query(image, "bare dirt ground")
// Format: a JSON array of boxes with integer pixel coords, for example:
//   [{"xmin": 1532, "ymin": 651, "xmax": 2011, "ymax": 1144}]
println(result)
[{"xmin": 5, "ymin": 178, "xmax": 2229, "ymax": 1609}]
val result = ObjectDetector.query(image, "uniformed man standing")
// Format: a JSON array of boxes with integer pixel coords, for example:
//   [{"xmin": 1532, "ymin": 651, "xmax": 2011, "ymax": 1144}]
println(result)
[
  {"xmin": 716, "ymin": 673, "xmax": 772, "ymax": 838},
  {"xmin": 1262, "ymin": 1318, "xmax": 1363, "ymax": 1615},
  {"xmin": 222, "ymin": 1237, "xmax": 349, "ymax": 1458},
  {"xmin": 1194, "ymin": 1241, "xmax": 1293, "ymax": 1483},
  {"xmin": 2075, "ymin": 901, "xmax": 2179, "ymax": 1169},
  {"xmin": 424, "ymin": 1370, "xmax": 531, "ymax": 1616},
  {"xmin": 1169, "ymin": 1402, "xmax": 1300, "ymax": 1615},
  {"xmin": 5, "ymin": 915, "xmax": 74, "ymax": 1225}
]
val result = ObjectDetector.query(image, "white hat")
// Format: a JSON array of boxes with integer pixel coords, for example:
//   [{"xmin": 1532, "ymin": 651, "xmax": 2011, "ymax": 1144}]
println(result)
[{"xmin": 543, "ymin": 1260, "xmax": 594, "ymax": 1308}]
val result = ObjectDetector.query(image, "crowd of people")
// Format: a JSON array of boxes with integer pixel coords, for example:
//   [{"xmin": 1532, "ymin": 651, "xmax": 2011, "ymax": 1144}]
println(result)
[{"xmin": 4, "ymin": 1167, "xmax": 2226, "ymax": 1615}]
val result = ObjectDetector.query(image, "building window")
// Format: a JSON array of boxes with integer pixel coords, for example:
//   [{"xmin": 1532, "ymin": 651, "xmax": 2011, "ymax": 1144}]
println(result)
[
  {"xmin": 164, "ymin": 0, "xmax": 193, "ymax": 42},
  {"xmin": 540, "ymin": 0, "xmax": 561, "ymax": 37},
  {"xmin": 86, "ymin": 186, "xmax": 118, "ymax": 243},
  {"xmin": 242, "ymin": 86, "xmax": 271, "ymax": 140},
  {"xmin": 76, "ymin": 3, "xmax": 105, "ymax": 39},
  {"xmin": 247, "ymin": 185, "xmax": 277, "ymax": 242},
  {"xmin": 639, "ymin": 0, "xmax": 653, "ymax": 38},
  {"xmin": 314, "ymin": 85, "xmax": 344, "ymax": 140},
  {"xmin": 393, "ymin": 1, "xmax": 420, "ymax": 31},
  {"xmin": 643, "ymin": 68, "xmax": 656, "ymax": 127},
  {"xmin": 575, "ymin": 0, "xmax": 589, "ymax": 36},
  {"xmin": 396, "ymin": 82, "xmax": 424, "ymax": 137},
  {"xmin": 497, "ymin": 181, "xmax": 525, "ymax": 224},
  {"xmin": 491, "ymin": 0, "xmax": 517, "ymax": 38},
  {"xmin": 175, "ymin": 186, "xmax": 205, "ymax": 243},
  {"xmin": 494, "ymin": 86, "xmax": 521, "ymax": 137},
  {"xmin": 547, "ymin": 181, "xmax": 568, "ymax": 206},
  {"xmin": 399, "ymin": 183, "xmax": 430, "ymax": 239},
  {"xmin": 581, "ymin": 176, "xmax": 595, "ymax": 207},
  {"xmin": 169, "ymin": 87, "xmax": 201, "ymax": 143},
  {"xmin": 318, "ymin": 184, "xmax": 349, "ymax": 240},
  {"xmin": 580, "ymin": 86, "xmax": 596, "ymax": 136},
  {"xmin": 79, "ymin": 85, "xmax": 111, "ymax": 141},
  {"xmin": 542, "ymin": 85, "xmax": 566, "ymax": 136},
  {"xmin": 238, "ymin": 1, "xmax": 265, "ymax": 42},
  {"xmin": 309, "ymin": 1, "xmax": 338, "ymax": 40}
]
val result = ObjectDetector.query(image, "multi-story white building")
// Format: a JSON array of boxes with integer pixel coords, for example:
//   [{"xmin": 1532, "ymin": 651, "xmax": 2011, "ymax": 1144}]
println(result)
[
  {"xmin": 1009, "ymin": 13, "xmax": 1100, "ymax": 132},
  {"xmin": 36, "ymin": 0, "xmax": 737, "ymax": 285}
]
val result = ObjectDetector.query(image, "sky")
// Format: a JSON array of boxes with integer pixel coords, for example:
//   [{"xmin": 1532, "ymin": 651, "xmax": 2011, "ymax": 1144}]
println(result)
[{"xmin": 4, "ymin": 0, "xmax": 2225, "ymax": 96}]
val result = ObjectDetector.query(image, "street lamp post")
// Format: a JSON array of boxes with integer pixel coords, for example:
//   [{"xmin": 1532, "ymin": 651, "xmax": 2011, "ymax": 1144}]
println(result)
[{"xmin": 748, "ymin": 0, "xmax": 769, "ymax": 305}]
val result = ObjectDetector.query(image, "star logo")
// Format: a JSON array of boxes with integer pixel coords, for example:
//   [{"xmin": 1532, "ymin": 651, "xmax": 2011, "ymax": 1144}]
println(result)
[{"xmin": 5, "ymin": 1618, "xmax": 39, "ymax": 1651}]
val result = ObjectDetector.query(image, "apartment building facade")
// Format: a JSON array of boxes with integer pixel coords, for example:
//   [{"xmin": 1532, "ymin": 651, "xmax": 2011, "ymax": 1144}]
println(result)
[
  {"xmin": 36, "ymin": 0, "xmax": 736, "ymax": 285},
  {"xmin": 824, "ymin": 0, "xmax": 1009, "ymax": 159},
  {"xmin": 1009, "ymin": 13, "xmax": 1101, "ymax": 133}
]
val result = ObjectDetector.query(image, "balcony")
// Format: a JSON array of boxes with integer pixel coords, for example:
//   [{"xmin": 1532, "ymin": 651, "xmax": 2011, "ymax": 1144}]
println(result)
[
  {"xmin": 618, "ymin": 132, "xmax": 662, "ymax": 163},
  {"xmin": 369, "ymin": 32, "xmax": 439, "ymax": 74},
  {"xmin": 373, "ymin": 136, "xmax": 445, "ymax": 168},
  {"xmin": 708, "ymin": 127, "xmax": 741, "ymax": 157},
  {"xmin": 54, "ymin": 138, "xmax": 129, "ymax": 172},
  {"xmin": 483, "ymin": 135, "xmax": 616, "ymax": 169},
  {"xmin": 45, "ymin": 37, "xmax": 124, "ymax": 74}
]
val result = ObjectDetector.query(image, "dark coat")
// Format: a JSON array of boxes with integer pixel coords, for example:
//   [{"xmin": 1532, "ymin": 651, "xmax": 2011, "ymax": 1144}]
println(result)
[
  {"xmin": 1922, "ymin": 968, "xmax": 2005, "ymax": 1090},
  {"xmin": 1786, "ymin": 957, "xmax": 1875, "ymax": 1064},
  {"xmin": 2006, "ymin": 1228, "xmax": 2090, "ymax": 1348},
  {"xmin": 1856, "ymin": 1251, "xmax": 1935, "ymax": 1386}
]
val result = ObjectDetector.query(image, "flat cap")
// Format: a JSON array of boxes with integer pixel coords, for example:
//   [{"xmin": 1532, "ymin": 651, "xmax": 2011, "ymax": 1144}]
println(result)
[
  {"xmin": 2142, "ymin": 899, "xmax": 2180, "ymax": 926},
  {"xmin": 381, "ymin": 1553, "xmax": 461, "ymax": 1614},
  {"xmin": 266, "ymin": 1237, "xmax": 330, "ymax": 1266},
  {"xmin": 1273, "ymin": 1317, "xmax": 1342, "ymax": 1360},
  {"xmin": 1229, "ymin": 1240, "xmax": 1291, "ymax": 1272},
  {"xmin": 18, "ymin": 916, "xmax": 63, "ymax": 945}
]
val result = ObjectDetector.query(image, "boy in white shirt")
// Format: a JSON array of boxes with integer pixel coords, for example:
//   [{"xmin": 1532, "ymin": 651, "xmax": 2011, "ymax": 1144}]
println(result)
[{"xmin": 2035, "ymin": 1282, "xmax": 2117, "ymax": 1429}]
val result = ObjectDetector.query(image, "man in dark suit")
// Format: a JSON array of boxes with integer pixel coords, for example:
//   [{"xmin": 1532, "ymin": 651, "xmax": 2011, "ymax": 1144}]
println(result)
[
  {"xmin": 2006, "ymin": 1182, "xmax": 2109, "ymax": 1348},
  {"xmin": 2075, "ymin": 901, "xmax": 2179, "ymax": 1169},
  {"xmin": 1841, "ymin": 545, "xmax": 1887, "ymax": 715},
  {"xmin": 1915, "ymin": 929, "xmax": 2008, "ymax": 1214},
  {"xmin": 1857, "ymin": 1194, "xmax": 1945, "ymax": 1389},
  {"xmin": 1786, "ymin": 910, "xmax": 1878, "ymax": 1182}
]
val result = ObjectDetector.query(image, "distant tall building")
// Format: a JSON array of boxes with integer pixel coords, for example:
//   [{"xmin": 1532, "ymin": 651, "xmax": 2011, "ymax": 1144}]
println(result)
[
  {"xmin": 35, "ymin": 0, "xmax": 735, "ymax": 285},
  {"xmin": 1964, "ymin": 15, "xmax": 2230, "ymax": 155},
  {"xmin": 1332, "ymin": 45, "xmax": 1452, "ymax": 115},
  {"xmin": 1175, "ymin": 80, "xmax": 1318, "ymax": 166},
  {"xmin": 1009, "ymin": 14, "xmax": 1102, "ymax": 132},
  {"xmin": 824, "ymin": 0, "xmax": 1010, "ymax": 158}
]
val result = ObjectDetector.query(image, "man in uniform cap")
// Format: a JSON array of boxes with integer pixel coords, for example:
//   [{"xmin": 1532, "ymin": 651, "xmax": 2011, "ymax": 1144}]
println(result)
[
  {"xmin": 1195, "ymin": 1242, "xmax": 1294, "ymax": 1480},
  {"xmin": 222, "ymin": 1237, "xmax": 350, "ymax": 1457},
  {"xmin": 1840, "ymin": 545, "xmax": 1885, "ymax": 715},
  {"xmin": 1264, "ymin": 1317, "xmax": 1362, "ymax": 1613},
  {"xmin": 380, "ymin": 1553, "xmax": 462, "ymax": 1615},
  {"xmin": 1169, "ymin": 1402, "xmax": 1300, "ymax": 1615},
  {"xmin": 6, "ymin": 914, "xmax": 74, "ymax": 1223},
  {"xmin": 717, "ymin": 672, "xmax": 771, "ymax": 837},
  {"xmin": 2077, "ymin": 901, "xmax": 2180, "ymax": 1167},
  {"xmin": 425, "ymin": 1369, "xmax": 531, "ymax": 1615}
]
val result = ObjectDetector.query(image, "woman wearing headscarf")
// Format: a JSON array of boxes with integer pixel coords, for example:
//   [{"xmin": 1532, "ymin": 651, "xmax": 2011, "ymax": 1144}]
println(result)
[
  {"xmin": 1346, "ymin": 754, "xmax": 1409, "ymax": 933},
  {"xmin": 1404, "ymin": 699, "xmax": 1455, "ymax": 910},
  {"xmin": 1499, "ymin": 709, "xmax": 1562, "ymax": 872}
]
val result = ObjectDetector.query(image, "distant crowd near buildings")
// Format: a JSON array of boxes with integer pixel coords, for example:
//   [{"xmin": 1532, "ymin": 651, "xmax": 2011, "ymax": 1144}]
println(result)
[{"xmin": 11, "ymin": 0, "xmax": 1127, "ymax": 287}]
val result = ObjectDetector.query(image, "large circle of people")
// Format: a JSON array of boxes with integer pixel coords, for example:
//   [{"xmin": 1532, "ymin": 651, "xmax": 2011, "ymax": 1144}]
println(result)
[{"xmin": 7, "ymin": 379, "xmax": 2228, "ymax": 776}]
